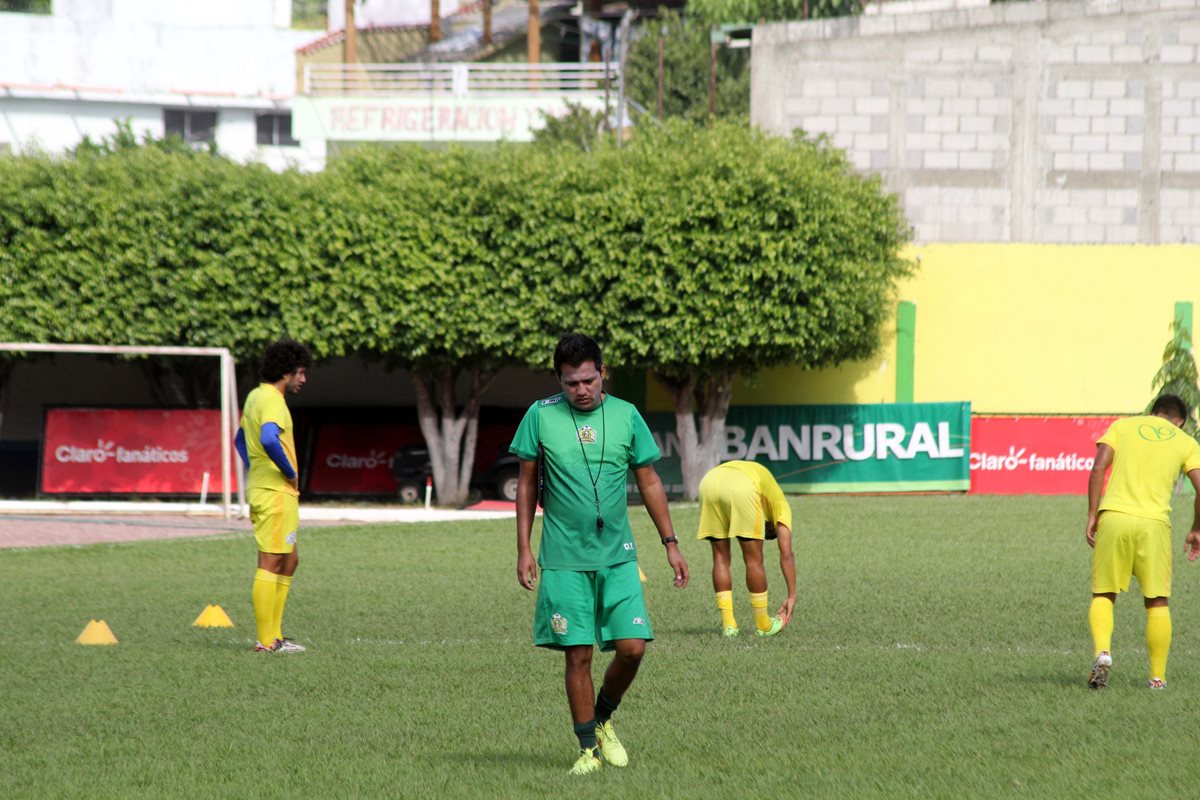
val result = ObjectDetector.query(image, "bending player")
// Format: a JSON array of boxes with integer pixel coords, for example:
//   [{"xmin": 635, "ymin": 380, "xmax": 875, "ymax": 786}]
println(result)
[{"xmin": 696, "ymin": 460, "xmax": 796, "ymax": 638}]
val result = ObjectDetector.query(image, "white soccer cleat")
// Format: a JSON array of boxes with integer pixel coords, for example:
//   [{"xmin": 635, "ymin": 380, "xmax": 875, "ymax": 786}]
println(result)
[
  {"xmin": 1088, "ymin": 651, "xmax": 1112, "ymax": 689},
  {"xmin": 275, "ymin": 637, "xmax": 307, "ymax": 653}
]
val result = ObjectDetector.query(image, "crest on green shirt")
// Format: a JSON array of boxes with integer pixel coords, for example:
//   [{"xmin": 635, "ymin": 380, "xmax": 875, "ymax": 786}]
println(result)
[{"xmin": 577, "ymin": 425, "xmax": 597, "ymax": 444}]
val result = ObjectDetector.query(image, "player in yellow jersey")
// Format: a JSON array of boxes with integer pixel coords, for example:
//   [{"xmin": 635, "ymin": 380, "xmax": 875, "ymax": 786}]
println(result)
[
  {"xmin": 1086, "ymin": 394, "xmax": 1200, "ymax": 689},
  {"xmin": 235, "ymin": 339, "xmax": 313, "ymax": 654},
  {"xmin": 696, "ymin": 460, "xmax": 796, "ymax": 638}
]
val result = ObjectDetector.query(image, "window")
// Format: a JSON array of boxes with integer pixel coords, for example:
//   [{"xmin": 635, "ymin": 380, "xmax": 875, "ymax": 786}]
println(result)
[
  {"xmin": 256, "ymin": 113, "xmax": 299, "ymax": 147},
  {"xmin": 164, "ymin": 109, "xmax": 218, "ymax": 145}
]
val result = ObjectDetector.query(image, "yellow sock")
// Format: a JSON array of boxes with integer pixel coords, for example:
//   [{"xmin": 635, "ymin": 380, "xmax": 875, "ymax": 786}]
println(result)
[
  {"xmin": 253, "ymin": 569, "xmax": 280, "ymax": 646},
  {"xmin": 273, "ymin": 574, "xmax": 293, "ymax": 643},
  {"xmin": 1147, "ymin": 606, "xmax": 1171, "ymax": 680},
  {"xmin": 1088, "ymin": 596, "xmax": 1114, "ymax": 656},
  {"xmin": 715, "ymin": 591, "xmax": 736, "ymax": 629},
  {"xmin": 750, "ymin": 591, "xmax": 770, "ymax": 632}
]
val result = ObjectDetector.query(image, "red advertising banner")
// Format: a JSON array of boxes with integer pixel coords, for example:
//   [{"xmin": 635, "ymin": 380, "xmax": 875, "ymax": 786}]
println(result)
[
  {"xmin": 970, "ymin": 416, "xmax": 1117, "ymax": 495},
  {"xmin": 306, "ymin": 422, "xmax": 520, "ymax": 495},
  {"xmin": 307, "ymin": 424, "xmax": 423, "ymax": 494},
  {"xmin": 42, "ymin": 409, "xmax": 234, "ymax": 494}
]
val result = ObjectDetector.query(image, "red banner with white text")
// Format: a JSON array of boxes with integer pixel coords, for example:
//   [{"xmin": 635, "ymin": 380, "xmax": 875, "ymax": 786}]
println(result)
[
  {"xmin": 969, "ymin": 416, "xmax": 1117, "ymax": 495},
  {"xmin": 42, "ymin": 409, "xmax": 233, "ymax": 494},
  {"xmin": 307, "ymin": 424, "xmax": 423, "ymax": 494},
  {"xmin": 305, "ymin": 422, "xmax": 520, "ymax": 494}
]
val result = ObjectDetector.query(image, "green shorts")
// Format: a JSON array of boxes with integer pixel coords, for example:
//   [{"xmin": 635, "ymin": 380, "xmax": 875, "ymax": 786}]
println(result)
[{"xmin": 534, "ymin": 560, "xmax": 653, "ymax": 652}]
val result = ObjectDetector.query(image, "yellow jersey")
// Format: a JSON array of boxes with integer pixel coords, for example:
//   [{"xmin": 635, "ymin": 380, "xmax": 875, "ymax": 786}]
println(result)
[
  {"xmin": 240, "ymin": 383, "xmax": 299, "ymax": 496},
  {"xmin": 1098, "ymin": 416, "xmax": 1200, "ymax": 523}
]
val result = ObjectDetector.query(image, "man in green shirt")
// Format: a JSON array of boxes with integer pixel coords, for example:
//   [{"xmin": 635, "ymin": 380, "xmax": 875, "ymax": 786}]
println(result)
[{"xmin": 511, "ymin": 333, "xmax": 689, "ymax": 776}]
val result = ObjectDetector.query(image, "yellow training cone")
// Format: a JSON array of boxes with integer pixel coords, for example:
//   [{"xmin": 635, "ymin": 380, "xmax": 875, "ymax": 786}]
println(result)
[
  {"xmin": 192, "ymin": 604, "xmax": 235, "ymax": 628},
  {"xmin": 76, "ymin": 619, "xmax": 118, "ymax": 645},
  {"xmin": 638, "ymin": 565, "xmax": 647, "ymax": 583}
]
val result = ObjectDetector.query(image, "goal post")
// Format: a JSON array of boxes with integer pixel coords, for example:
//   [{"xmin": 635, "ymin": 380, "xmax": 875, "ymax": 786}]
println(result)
[{"xmin": 0, "ymin": 342, "xmax": 244, "ymax": 519}]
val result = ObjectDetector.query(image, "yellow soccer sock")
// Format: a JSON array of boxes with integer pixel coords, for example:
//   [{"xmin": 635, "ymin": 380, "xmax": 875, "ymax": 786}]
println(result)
[
  {"xmin": 273, "ymin": 574, "xmax": 293, "ymax": 643},
  {"xmin": 253, "ymin": 569, "xmax": 280, "ymax": 646},
  {"xmin": 715, "ymin": 591, "xmax": 736, "ymax": 629},
  {"xmin": 1147, "ymin": 606, "xmax": 1171, "ymax": 680},
  {"xmin": 750, "ymin": 591, "xmax": 771, "ymax": 632},
  {"xmin": 1088, "ymin": 596, "xmax": 1114, "ymax": 656}
]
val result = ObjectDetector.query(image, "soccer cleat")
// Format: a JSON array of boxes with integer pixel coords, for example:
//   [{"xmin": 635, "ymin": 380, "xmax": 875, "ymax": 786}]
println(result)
[
  {"xmin": 568, "ymin": 748, "xmax": 602, "ymax": 776},
  {"xmin": 595, "ymin": 719, "xmax": 629, "ymax": 767},
  {"xmin": 722, "ymin": 625, "xmax": 740, "ymax": 638},
  {"xmin": 275, "ymin": 637, "xmax": 306, "ymax": 653},
  {"xmin": 1087, "ymin": 651, "xmax": 1112, "ymax": 689},
  {"xmin": 756, "ymin": 616, "xmax": 785, "ymax": 638},
  {"xmin": 254, "ymin": 640, "xmax": 279, "ymax": 653},
  {"xmin": 1148, "ymin": 677, "xmax": 1166, "ymax": 690}
]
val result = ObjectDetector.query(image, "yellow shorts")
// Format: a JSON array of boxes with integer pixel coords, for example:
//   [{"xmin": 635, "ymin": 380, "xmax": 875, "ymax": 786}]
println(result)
[
  {"xmin": 248, "ymin": 487, "xmax": 299, "ymax": 554},
  {"xmin": 696, "ymin": 467, "xmax": 764, "ymax": 541},
  {"xmin": 1091, "ymin": 510, "xmax": 1172, "ymax": 598}
]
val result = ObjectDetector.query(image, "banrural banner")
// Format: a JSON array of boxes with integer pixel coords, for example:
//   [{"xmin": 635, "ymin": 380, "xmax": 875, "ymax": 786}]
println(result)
[
  {"xmin": 643, "ymin": 402, "xmax": 971, "ymax": 494},
  {"xmin": 41, "ymin": 408, "xmax": 232, "ymax": 494},
  {"xmin": 969, "ymin": 415, "xmax": 1118, "ymax": 495}
]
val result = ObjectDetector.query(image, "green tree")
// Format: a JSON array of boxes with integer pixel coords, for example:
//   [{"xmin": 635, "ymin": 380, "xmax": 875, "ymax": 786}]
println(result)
[
  {"xmin": 0, "ymin": 1, "xmax": 52, "ymax": 13},
  {"xmin": 319, "ymin": 144, "xmax": 555, "ymax": 506},
  {"xmin": 687, "ymin": 0, "xmax": 860, "ymax": 26},
  {"xmin": 0, "ymin": 130, "xmax": 311, "ymax": 410},
  {"xmin": 532, "ymin": 101, "xmax": 609, "ymax": 152},
  {"xmin": 571, "ymin": 118, "xmax": 912, "ymax": 496},
  {"xmin": 1149, "ymin": 315, "xmax": 1200, "ymax": 437},
  {"xmin": 0, "ymin": 118, "xmax": 912, "ymax": 504},
  {"xmin": 625, "ymin": 9, "xmax": 750, "ymax": 121}
]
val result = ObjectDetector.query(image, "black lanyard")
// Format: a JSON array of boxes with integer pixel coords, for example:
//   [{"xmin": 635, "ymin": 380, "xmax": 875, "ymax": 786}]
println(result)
[{"xmin": 568, "ymin": 398, "xmax": 606, "ymax": 532}]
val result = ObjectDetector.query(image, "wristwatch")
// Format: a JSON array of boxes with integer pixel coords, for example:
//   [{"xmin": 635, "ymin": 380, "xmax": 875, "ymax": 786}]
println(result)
[{"xmin": 661, "ymin": 535, "xmax": 678, "ymax": 546}]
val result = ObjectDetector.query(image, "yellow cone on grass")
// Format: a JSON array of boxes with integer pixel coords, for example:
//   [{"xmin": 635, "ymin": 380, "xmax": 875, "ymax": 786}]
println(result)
[
  {"xmin": 192, "ymin": 604, "xmax": 235, "ymax": 628},
  {"xmin": 638, "ymin": 565, "xmax": 647, "ymax": 583},
  {"xmin": 76, "ymin": 619, "xmax": 118, "ymax": 645}
]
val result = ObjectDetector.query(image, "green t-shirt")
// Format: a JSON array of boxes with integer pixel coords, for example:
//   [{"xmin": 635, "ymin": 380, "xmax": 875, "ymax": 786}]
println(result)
[{"xmin": 509, "ymin": 393, "xmax": 661, "ymax": 570}]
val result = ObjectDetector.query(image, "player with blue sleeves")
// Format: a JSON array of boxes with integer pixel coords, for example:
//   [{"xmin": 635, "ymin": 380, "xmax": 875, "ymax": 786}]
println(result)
[{"xmin": 235, "ymin": 339, "xmax": 312, "ymax": 654}]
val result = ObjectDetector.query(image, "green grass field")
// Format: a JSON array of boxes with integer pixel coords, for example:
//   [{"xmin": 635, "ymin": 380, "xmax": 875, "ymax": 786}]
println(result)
[{"xmin": 4, "ymin": 495, "xmax": 1200, "ymax": 799}]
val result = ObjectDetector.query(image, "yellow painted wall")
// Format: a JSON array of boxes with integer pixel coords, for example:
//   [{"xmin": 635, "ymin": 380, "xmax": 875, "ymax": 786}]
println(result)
[{"xmin": 646, "ymin": 244, "xmax": 1200, "ymax": 415}]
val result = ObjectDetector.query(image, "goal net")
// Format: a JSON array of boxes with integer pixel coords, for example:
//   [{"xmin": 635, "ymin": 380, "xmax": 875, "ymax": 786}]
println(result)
[{"xmin": 0, "ymin": 343, "xmax": 244, "ymax": 519}]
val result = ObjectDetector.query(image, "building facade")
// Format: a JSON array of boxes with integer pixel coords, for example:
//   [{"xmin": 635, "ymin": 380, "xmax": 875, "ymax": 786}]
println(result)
[
  {"xmin": 0, "ymin": 0, "xmax": 324, "ymax": 169},
  {"xmin": 752, "ymin": 0, "xmax": 1200, "ymax": 244}
]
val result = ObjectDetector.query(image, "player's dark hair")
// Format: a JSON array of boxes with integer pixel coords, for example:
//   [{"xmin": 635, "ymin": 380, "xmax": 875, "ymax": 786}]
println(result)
[
  {"xmin": 1151, "ymin": 393, "xmax": 1188, "ymax": 421},
  {"xmin": 260, "ymin": 338, "xmax": 313, "ymax": 382},
  {"xmin": 554, "ymin": 332, "xmax": 603, "ymax": 376}
]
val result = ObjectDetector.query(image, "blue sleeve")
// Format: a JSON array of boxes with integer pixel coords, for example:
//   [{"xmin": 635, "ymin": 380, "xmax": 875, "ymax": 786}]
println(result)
[
  {"xmin": 234, "ymin": 428, "xmax": 249, "ymax": 468},
  {"xmin": 259, "ymin": 422, "xmax": 297, "ymax": 480}
]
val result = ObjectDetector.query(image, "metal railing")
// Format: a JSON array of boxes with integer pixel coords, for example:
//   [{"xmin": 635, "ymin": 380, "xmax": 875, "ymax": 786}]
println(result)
[{"xmin": 304, "ymin": 62, "xmax": 617, "ymax": 98}]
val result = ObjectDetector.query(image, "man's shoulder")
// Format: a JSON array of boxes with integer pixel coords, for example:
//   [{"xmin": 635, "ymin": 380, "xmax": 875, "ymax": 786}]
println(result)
[
  {"xmin": 601, "ymin": 394, "xmax": 642, "ymax": 416},
  {"xmin": 537, "ymin": 394, "xmax": 566, "ymax": 407}
]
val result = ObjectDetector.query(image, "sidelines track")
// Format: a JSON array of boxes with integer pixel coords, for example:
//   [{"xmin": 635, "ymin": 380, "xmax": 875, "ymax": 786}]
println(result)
[{"xmin": 0, "ymin": 501, "xmax": 519, "ymax": 549}]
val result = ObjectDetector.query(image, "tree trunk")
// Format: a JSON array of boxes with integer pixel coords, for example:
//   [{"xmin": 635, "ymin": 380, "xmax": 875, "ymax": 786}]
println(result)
[
  {"xmin": 655, "ymin": 370, "xmax": 733, "ymax": 499},
  {"xmin": 412, "ymin": 365, "xmax": 494, "ymax": 507}
]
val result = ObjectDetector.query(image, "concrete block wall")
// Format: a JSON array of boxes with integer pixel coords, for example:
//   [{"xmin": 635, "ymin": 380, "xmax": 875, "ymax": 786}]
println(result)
[{"xmin": 752, "ymin": 0, "xmax": 1200, "ymax": 244}]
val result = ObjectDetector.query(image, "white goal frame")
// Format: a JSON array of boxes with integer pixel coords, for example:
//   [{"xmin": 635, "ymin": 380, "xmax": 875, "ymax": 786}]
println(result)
[{"xmin": 0, "ymin": 342, "xmax": 244, "ymax": 519}]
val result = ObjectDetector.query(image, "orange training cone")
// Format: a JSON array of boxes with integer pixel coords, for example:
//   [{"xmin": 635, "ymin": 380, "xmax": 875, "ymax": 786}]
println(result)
[
  {"xmin": 192, "ymin": 604, "xmax": 235, "ymax": 628},
  {"xmin": 76, "ymin": 620, "xmax": 118, "ymax": 645},
  {"xmin": 638, "ymin": 565, "xmax": 647, "ymax": 583}
]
